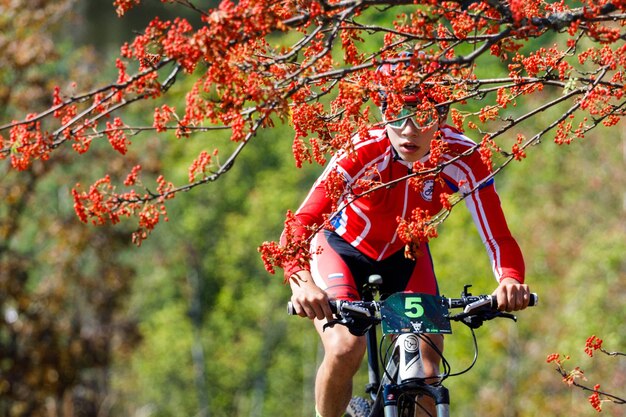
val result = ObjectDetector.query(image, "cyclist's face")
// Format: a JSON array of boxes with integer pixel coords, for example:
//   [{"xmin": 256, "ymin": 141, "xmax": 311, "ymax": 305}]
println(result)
[{"xmin": 385, "ymin": 110, "xmax": 439, "ymax": 162}]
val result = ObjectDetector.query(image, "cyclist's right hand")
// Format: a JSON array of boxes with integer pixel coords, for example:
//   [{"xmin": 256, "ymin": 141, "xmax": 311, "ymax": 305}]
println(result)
[{"xmin": 289, "ymin": 271, "xmax": 334, "ymax": 321}]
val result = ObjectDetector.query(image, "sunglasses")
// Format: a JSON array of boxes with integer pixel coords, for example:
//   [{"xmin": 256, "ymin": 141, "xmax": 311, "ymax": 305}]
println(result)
[{"xmin": 386, "ymin": 106, "xmax": 437, "ymax": 129}]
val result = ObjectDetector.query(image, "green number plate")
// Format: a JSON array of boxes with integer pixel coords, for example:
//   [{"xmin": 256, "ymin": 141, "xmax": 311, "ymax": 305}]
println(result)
[{"xmin": 381, "ymin": 292, "xmax": 452, "ymax": 334}]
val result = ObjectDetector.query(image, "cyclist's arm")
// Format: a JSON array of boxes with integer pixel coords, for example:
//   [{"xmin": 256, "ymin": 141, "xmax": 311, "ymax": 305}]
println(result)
[
  {"xmin": 288, "ymin": 270, "xmax": 334, "ymax": 321},
  {"xmin": 439, "ymin": 129, "xmax": 529, "ymax": 310},
  {"xmin": 280, "ymin": 151, "xmax": 357, "ymax": 279},
  {"xmin": 279, "ymin": 179, "xmax": 335, "ymax": 279},
  {"xmin": 440, "ymin": 129, "xmax": 526, "ymax": 284},
  {"xmin": 281, "ymin": 160, "xmax": 348, "ymax": 322}
]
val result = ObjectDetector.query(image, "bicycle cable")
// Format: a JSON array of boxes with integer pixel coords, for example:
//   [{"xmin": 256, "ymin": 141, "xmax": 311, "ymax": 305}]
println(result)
[
  {"xmin": 380, "ymin": 334, "xmax": 396, "ymax": 382},
  {"xmin": 416, "ymin": 333, "xmax": 452, "ymax": 382},
  {"xmin": 379, "ymin": 333, "xmax": 454, "ymax": 383},
  {"xmin": 445, "ymin": 327, "xmax": 480, "ymax": 377}
]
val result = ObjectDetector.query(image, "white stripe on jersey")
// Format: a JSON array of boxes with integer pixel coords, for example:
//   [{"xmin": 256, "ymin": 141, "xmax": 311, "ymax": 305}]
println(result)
[
  {"xmin": 438, "ymin": 128, "xmax": 504, "ymax": 278},
  {"xmin": 348, "ymin": 203, "xmax": 371, "ymax": 247}
]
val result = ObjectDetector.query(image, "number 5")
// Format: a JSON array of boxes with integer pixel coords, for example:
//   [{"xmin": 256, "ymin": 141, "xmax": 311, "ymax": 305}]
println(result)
[{"xmin": 404, "ymin": 297, "xmax": 424, "ymax": 318}]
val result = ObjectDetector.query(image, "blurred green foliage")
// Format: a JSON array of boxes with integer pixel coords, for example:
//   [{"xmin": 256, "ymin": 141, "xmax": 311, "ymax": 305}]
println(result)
[{"xmin": 0, "ymin": 2, "xmax": 623, "ymax": 417}]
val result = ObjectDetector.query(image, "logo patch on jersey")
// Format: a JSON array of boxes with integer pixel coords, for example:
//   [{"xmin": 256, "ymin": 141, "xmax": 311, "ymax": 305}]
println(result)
[{"xmin": 420, "ymin": 180, "xmax": 434, "ymax": 202}]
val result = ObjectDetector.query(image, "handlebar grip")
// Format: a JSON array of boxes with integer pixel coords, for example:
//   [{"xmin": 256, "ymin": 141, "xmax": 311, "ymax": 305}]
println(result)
[
  {"xmin": 286, "ymin": 300, "xmax": 339, "ymax": 316},
  {"xmin": 287, "ymin": 301, "xmax": 296, "ymax": 315},
  {"xmin": 490, "ymin": 293, "xmax": 538, "ymax": 309}
]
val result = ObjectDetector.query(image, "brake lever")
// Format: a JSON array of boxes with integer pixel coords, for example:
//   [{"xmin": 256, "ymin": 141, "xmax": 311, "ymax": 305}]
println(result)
[
  {"xmin": 323, "ymin": 314, "xmax": 378, "ymax": 336},
  {"xmin": 447, "ymin": 310, "xmax": 518, "ymax": 329},
  {"xmin": 497, "ymin": 312, "xmax": 517, "ymax": 322},
  {"xmin": 323, "ymin": 317, "xmax": 352, "ymax": 332}
]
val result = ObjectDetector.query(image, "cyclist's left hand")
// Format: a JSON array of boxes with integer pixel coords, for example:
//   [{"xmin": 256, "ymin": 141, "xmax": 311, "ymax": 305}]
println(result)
[{"xmin": 493, "ymin": 278, "xmax": 530, "ymax": 312}]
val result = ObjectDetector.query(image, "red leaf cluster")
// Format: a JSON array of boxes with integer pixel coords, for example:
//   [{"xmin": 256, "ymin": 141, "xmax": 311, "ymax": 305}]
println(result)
[{"xmin": 1, "ymin": 0, "xmax": 625, "ymax": 247}]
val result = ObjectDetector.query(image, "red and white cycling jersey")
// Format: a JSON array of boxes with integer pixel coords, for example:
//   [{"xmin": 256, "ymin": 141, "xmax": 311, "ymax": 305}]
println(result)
[{"xmin": 282, "ymin": 125, "xmax": 525, "ymax": 283}]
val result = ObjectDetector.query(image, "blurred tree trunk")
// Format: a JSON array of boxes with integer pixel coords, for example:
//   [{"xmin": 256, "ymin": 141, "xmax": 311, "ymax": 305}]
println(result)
[
  {"xmin": 0, "ymin": 2, "xmax": 142, "ymax": 416},
  {"xmin": 187, "ymin": 264, "xmax": 210, "ymax": 417}
]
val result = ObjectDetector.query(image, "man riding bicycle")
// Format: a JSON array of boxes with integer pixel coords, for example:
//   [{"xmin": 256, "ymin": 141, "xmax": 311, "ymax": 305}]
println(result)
[{"xmin": 282, "ymin": 52, "xmax": 531, "ymax": 417}]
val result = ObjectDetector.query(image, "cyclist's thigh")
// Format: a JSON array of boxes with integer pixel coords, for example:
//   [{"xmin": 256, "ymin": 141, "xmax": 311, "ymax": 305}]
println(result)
[{"xmin": 310, "ymin": 230, "xmax": 360, "ymax": 301}]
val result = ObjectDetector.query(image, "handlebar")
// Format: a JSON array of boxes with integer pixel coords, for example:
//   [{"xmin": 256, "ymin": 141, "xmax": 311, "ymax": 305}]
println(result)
[
  {"xmin": 287, "ymin": 291, "xmax": 537, "ymax": 333},
  {"xmin": 288, "ymin": 293, "xmax": 538, "ymax": 316}
]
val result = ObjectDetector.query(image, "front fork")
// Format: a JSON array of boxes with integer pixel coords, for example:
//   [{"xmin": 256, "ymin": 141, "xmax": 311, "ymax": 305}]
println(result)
[
  {"xmin": 382, "ymin": 381, "xmax": 450, "ymax": 417},
  {"xmin": 382, "ymin": 334, "xmax": 450, "ymax": 417}
]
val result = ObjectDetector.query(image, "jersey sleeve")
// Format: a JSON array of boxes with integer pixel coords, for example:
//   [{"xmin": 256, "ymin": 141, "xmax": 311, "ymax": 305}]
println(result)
[
  {"xmin": 465, "ymin": 183, "xmax": 526, "ymax": 283},
  {"xmin": 441, "ymin": 132, "xmax": 526, "ymax": 283},
  {"xmin": 279, "ymin": 154, "xmax": 350, "ymax": 278}
]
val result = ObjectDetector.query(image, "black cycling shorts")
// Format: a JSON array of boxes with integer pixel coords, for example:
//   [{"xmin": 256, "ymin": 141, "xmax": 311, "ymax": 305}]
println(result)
[{"xmin": 310, "ymin": 229, "xmax": 439, "ymax": 301}]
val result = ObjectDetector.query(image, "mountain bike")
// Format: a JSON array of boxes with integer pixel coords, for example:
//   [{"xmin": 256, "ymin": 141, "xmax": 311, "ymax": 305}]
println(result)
[{"xmin": 288, "ymin": 275, "xmax": 537, "ymax": 417}]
